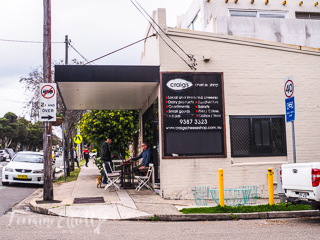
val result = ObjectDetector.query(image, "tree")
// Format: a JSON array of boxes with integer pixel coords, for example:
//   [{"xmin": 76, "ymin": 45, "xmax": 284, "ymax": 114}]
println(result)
[
  {"xmin": 80, "ymin": 110, "xmax": 139, "ymax": 159},
  {"xmin": 8, "ymin": 116, "xmax": 44, "ymax": 151},
  {"xmin": 0, "ymin": 112, "xmax": 19, "ymax": 148},
  {"xmin": 11, "ymin": 117, "xmax": 29, "ymax": 151},
  {"xmin": 27, "ymin": 122, "xmax": 44, "ymax": 151}
]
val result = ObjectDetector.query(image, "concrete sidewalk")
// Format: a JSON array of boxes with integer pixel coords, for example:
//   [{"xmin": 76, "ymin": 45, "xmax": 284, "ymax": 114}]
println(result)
[{"xmin": 29, "ymin": 160, "xmax": 320, "ymax": 221}]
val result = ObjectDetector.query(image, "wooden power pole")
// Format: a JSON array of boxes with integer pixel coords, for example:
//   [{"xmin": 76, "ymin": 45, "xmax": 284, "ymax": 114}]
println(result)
[{"xmin": 43, "ymin": 0, "xmax": 53, "ymax": 201}]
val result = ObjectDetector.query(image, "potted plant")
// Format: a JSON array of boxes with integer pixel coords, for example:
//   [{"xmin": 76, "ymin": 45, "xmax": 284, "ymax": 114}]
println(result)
[{"xmin": 52, "ymin": 111, "xmax": 65, "ymax": 126}]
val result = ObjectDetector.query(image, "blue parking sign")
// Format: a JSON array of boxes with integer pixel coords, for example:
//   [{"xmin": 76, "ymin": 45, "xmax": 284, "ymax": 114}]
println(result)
[{"xmin": 285, "ymin": 96, "xmax": 295, "ymax": 122}]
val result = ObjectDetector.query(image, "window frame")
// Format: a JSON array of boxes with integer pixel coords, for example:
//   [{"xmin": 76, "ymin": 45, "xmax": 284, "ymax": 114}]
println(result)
[
  {"xmin": 230, "ymin": 115, "xmax": 287, "ymax": 158},
  {"xmin": 229, "ymin": 9, "xmax": 288, "ymax": 19},
  {"xmin": 296, "ymin": 12, "xmax": 320, "ymax": 20}
]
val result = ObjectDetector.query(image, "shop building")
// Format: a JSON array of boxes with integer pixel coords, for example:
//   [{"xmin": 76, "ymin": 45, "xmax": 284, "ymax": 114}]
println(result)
[{"xmin": 56, "ymin": 8, "xmax": 320, "ymax": 199}]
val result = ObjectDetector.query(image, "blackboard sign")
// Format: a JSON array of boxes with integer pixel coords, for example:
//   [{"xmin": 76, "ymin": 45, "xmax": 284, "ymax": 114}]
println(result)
[{"xmin": 162, "ymin": 73, "xmax": 225, "ymax": 157}]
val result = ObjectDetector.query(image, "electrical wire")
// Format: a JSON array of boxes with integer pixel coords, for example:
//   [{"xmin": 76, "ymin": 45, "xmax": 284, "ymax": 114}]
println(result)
[
  {"xmin": 0, "ymin": 38, "xmax": 63, "ymax": 43},
  {"xmin": 130, "ymin": 0, "xmax": 197, "ymax": 70},
  {"xmin": 68, "ymin": 42, "xmax": 90, "ymax": 63},
  {"xmin": 133, "ymin": 0, "xmax": 194, "ymax": 60},
  {"xmin": 83, "ymin": 34, "xmax": 156, "ymax": 65}
]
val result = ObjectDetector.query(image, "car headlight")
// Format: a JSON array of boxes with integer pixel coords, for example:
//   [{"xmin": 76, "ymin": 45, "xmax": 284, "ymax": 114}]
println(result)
[
  {"xmin": 4, "ymin": 167, "xmax": 13, "ymax": 172},
  {"xmin": 33, "ymin": 169, "xmax": 44, "ymax": 173}
]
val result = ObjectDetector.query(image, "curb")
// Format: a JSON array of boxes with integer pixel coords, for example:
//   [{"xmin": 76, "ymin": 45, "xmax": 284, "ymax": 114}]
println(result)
[
  {"xmin": 129, "ymin": 210, "xmax": 320, "ymax": 221},
  {"xmin": 28, "ymin": 189, "xmax": 60, "ymax": 217},
  {"xmin": 29, "ymin": 200, "xmax": 320, "ymax": 221}
]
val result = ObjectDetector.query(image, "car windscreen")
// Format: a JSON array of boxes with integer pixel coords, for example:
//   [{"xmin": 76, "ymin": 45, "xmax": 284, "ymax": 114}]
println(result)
[{"xmin": 12, "ymin": 154, "xmax": 44, "ymax": 163}]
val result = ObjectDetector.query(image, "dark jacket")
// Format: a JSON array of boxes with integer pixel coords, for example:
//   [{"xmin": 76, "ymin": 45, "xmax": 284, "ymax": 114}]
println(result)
[
  {"xmin": 101, "ymin": 141, "xmax": 111, "ymax": 162},
  {"xmin": 132, "ymin": 148, "xmax": 151, "ymax": 167}
]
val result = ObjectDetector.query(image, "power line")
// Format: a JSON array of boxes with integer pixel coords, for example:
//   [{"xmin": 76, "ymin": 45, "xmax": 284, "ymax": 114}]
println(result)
[
  {"xmin": 83, "ymin": 34, "xmax": 156, "ymax": 65},
  {"xmin": 130, "ymin": 0, "xmax": 197, "ymax": 70},
  {"xmin": 68, "ymin": 42, "xmax": 90, "ymax": 63},
  {"xmin": 0, "ymin": 38, "xmax": 63, "ymax": 44}
]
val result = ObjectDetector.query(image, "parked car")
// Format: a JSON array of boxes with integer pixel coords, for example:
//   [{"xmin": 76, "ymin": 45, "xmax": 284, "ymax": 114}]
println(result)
[
  {"xmin": 1, "ymin": 151, "xmax": 56, "ymax": 186},
  {"xmin": 0, "ymin": 149, "xmax": 9, "ymax": 161},
  {"xmin": 4, "ymin": 148, "xmax": 15, "ymax": 160}
]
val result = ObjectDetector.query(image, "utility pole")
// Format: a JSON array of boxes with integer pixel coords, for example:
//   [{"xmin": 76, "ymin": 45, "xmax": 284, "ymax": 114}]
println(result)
[
  {"xmin": 62, "ymin": 35, "xmax": 68, "ymax": 181},
  {"xmin": 43, "ymin": 0, "xmax": 53, "ymax": 201},
  {"xmin": 65, "ymin": 35, "xmax": 68, "ymax": 65}
]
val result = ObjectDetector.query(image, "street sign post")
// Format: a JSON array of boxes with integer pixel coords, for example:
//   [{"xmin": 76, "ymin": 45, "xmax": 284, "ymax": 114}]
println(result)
[
  {"xmin": 284, "ymin": 76, "xmax": 296, "ymax": 163},
  {"xmin": 40, "ymin": 83, "xmax": 56, "ymax": 122}
]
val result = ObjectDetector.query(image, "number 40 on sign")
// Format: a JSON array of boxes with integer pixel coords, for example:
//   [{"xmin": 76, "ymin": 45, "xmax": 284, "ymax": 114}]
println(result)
[{"xmin": 284, "ymin": 76, "xmax": 294, "ymax": 98}]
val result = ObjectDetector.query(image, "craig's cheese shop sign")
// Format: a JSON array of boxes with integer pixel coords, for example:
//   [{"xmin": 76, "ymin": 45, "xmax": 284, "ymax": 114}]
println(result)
[{"xmin": 162, "ymin": 73, "xmax": 225, "ymax": 157}]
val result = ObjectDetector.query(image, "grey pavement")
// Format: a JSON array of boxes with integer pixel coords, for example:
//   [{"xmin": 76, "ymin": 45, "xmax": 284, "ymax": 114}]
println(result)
[{"xmin": 28, "ymin": 160, "xmax": 320, "ymax": 221}]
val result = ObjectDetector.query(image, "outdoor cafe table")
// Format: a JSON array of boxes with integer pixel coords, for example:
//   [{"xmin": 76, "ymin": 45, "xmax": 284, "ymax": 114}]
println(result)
[{"xmin": 120, "ymin": 161, "xmax": 135, "ymax": 189}]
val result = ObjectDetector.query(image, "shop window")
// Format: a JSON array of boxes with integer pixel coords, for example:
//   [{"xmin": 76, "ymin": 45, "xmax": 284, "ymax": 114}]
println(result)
[
  {"xmin": 296, "ymin": 12, "xmax": 320, "ymax": 20},
  {"xmin": 230, "ymin": 115, "xmax": 287, "ymax": 157}
]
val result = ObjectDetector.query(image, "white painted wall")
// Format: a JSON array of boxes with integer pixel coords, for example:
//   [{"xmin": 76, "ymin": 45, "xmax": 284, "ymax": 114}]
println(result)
[
  {"xmin": 177, "ymin": 0, "xmax": 320, "ymax": 48},
  {"xmin": 142, "ymin": 9, "xmax": 320, "ymax": 199}
]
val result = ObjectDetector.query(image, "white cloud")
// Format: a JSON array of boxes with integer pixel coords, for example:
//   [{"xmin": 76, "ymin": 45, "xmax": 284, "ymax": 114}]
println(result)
[{"xmin": 0, "ymin": 0, "xmax": 193, "ymax": 119}]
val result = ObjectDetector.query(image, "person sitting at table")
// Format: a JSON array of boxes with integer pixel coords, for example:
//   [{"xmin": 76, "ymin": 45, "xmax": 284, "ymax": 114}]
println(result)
[{"xmin": 126, "ymin": 142, "xmax": 151, "ymax": 176}]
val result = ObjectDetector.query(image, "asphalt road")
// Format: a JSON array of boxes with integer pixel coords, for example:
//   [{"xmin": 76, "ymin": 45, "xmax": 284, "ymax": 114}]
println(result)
[
  {"xmin": 0, "ymin": 155, "xmax": 64, "ymax": 218},
  {"xmin": 1, "ymin": 205, "xmax": 320, "ymax": 240},
  {"xmin": 0, "ymin": 161, "xmax": 38, "ymax": 217}
]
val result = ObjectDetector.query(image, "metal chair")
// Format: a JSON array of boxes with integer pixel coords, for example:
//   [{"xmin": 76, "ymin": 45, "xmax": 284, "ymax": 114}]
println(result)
[
  {"xmin": 134, "ymin": 163, "xmax": 153, "ymax": 191},
  {"xmin": 103, "ymin": 162, "xmax": 121, "ymax": 190}
]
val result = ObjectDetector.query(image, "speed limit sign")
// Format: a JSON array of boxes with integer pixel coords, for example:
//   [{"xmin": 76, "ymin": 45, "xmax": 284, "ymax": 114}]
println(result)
[{"xmin": 284, "ymin": 76, "xmax": 294, "ymax": 98}]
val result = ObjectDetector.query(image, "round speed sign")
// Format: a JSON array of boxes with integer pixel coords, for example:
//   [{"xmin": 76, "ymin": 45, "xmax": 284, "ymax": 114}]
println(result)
[{"xmin": 284, "ymin": 79, "xmax": 294, "ymax": 98}]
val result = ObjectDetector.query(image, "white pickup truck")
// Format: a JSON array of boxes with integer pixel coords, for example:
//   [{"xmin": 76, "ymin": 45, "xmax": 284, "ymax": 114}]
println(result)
[{"xmin": 281, "ymin": 162, "xmax": 320, "ymax": 209}]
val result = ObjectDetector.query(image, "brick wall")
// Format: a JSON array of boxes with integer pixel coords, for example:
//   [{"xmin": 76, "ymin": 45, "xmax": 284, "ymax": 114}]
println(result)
[{"xmin": 143, "ymin": 9, "xmax": 320, "ymax": 199}]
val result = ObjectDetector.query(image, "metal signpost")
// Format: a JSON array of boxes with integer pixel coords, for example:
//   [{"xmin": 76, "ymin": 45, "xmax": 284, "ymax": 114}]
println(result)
[{"xmin": 284, "ymin": 76, "xmax": 296, "ymax": 163}]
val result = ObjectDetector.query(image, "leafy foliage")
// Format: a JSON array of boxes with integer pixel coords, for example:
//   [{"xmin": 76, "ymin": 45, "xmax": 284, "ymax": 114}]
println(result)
[
  {"xmin": 0, "ymin": 112, "xmax": 19, "ymax": 147},
  {"xmin": 0, "ymin": 112, "xmax": 45, "ymax": 151},
  {"xmin": 179, "ymin": 203, "xmax": 312, "ymax": 214},
  {"xmin": 80, "ymin": 110, "xmax": 139, "ymax": 159},
  {"xmin": 94, "ymin": 157, "xmax": 104, "ymax": 176}
]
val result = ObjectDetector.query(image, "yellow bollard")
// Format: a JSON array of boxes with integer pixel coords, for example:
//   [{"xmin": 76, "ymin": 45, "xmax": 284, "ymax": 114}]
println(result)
[
  {"xmin": 268, "ymin": 168, "xmax": 274, "ymax": 205},
  {"xmin": 218, "ymin": 168, "xmax": 224, "ymax": 207}
]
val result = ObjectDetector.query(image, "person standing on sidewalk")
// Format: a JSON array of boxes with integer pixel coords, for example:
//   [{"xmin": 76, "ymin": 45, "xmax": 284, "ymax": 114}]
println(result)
[
  {"xmin": 73, "ymin": 147, "xmax": 80, "ymax": 168},
  {"xmin": 83, "ymin": 147, "xmax": 90, "ymax": 167},
  {"xmin": 101, "ymin": 137, "xmax": 114, "ymax": 184}
]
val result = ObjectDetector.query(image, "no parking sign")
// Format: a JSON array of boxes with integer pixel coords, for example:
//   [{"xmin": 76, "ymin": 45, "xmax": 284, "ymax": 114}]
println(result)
[{"xmin": 39, "ymin": 83, "xmax": 56, "ymax": 121}]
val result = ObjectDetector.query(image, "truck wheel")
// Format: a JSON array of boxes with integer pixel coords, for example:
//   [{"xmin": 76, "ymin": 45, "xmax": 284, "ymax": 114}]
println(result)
[{"xmin": 2, "ymin": 182, "xmax": 9, "ymax": 186}]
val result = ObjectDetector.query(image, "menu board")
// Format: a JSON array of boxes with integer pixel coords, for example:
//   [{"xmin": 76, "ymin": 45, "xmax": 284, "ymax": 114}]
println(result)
[{"xmin": 162, "ymin": 73, "xmax": 225, "ymax": 157}]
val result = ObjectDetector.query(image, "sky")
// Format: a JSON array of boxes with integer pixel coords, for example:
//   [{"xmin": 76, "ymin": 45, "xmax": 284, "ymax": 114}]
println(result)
[{"xmin": 0, "ymin": 0, "xmax": 193, "ymax": 120}]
